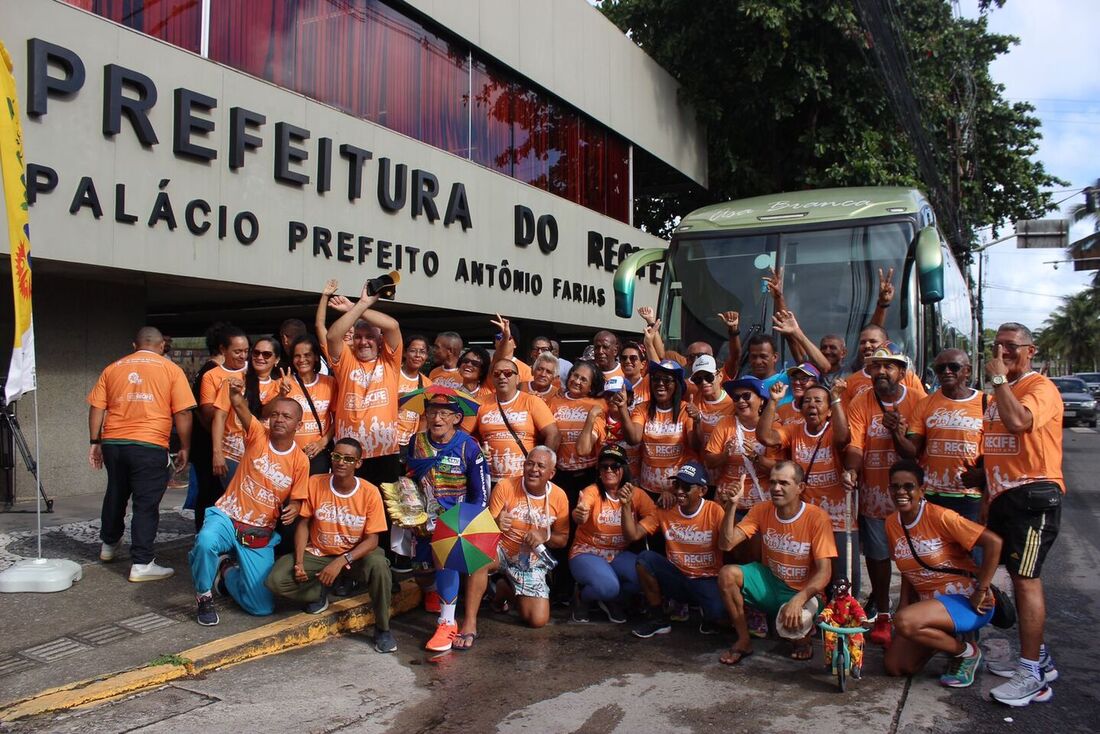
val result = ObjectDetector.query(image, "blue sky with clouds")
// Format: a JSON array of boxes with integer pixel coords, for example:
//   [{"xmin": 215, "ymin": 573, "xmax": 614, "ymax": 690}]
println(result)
[{"xmin": 957, "ymin": 0, "xmax": 1096, "ymax": 330}]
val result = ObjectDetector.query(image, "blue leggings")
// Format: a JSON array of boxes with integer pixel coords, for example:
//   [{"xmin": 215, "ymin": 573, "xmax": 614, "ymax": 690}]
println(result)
[
  {"xmin": 570, "ymin": 551, "xmax": 640, "ymax": 603},
  {"xmin": 414, "ymin": 532, "xmax": 460, "ymax": 603},
  {"xmin": 189, "ymin": 507, "xmax": 279, "ymax": 616}
]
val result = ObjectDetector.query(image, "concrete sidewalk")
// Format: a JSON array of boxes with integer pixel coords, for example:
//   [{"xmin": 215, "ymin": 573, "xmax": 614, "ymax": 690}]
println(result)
[{"xmin": 0, "ymin": 490, "xmax": 418, "ymax": 721}]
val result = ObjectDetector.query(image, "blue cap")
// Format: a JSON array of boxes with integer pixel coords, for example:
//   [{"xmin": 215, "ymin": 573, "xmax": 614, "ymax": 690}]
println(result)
[
  {"xmin": 676, "ymin": 461, "xmax": 710, "ymax": 487},
  {"xmin": 648, "ymin": 359, "xmax": 686, "ymax": 383},
  {"xmin": 722, "ymin": 375, "xmax": 770, "ymax": 401}
]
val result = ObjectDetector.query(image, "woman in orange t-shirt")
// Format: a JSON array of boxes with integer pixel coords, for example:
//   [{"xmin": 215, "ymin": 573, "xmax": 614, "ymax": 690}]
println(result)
[
  {"xmin": 279, "ymin": 335, "xmax": 335, "ymax": 475},
  {"xmin": 569, "ymin": 445, "xmax": 658, "ymax": 621},
  {"xmin": 620, "ymin": 359, "xmax": 697, "ymax": 508},
  {"xmin": 396, "ymin": 334, "xmax": 432, "ymax": 458},
  {"xmin": 549, "ymin": 362, "xmax": 608, "ymax": 497},
  {"xmin": 213, "ymin": 336, "xmax": 281, "ymax": 487},
  {"xmin": 455, "ymin": 346, "xmax": 494, "ymax": 434},
  {"xmin": 613, "ymin": 341, "xmax": 649, "ymax": 478}
]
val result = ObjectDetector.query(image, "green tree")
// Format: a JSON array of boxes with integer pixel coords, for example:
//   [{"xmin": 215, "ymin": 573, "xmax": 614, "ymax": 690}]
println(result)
[
  {"xmin": 1068, "ymin": 180, "xmax": 1099, "ymax": 288},
  {"xmin": 1038, "ymin": 292, "xmax": 1100, "ymax": 372},
  {"xmin": 600, "ymin": 0, "xmax": 1064, "ymax": 252}
]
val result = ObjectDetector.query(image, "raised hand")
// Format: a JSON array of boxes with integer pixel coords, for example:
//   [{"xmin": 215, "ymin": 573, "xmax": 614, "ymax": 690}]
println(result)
[
  {"xmin": 685, "ymin": 402, "xmax": 702, "ymax": 421},
  {"xmin": 490, "ymin": 313, "xmax": 511, "ymax": 343},
  {"xmin": 830, "ymin": 377, "xmax": 847, "ymax": 402},
  {"xmin": 573, "ymin": 501, "xmax": 591, "ymax": 524},
  {"xmin": 877, "ymin": 267, "xmax": 896, "ymax": 307},
  {"xmin": 771, "ymin": 309, "xmax": 802, "ymax": 336},
  {"xmin": 769, "ymin": 381, "xmax": 788, "ymax": 402},
  {"xmin": 357, "ymin": 280, "xmax": 381, "ymax": 308},
  {"xmin": 618, "ymin": 483, "xmax": 635, "ymax": 506},
  {"xmin": 638, "ymin": 306, "xmax": 656, "ymax": 326},
  {"xmin": 717, "ymin": 311, "xmax": 740, "ymax": 332},
  {"xmin": 322, "ymin": 278, "xmax": 339, "ymax": 297},
  {"xmin": 763, "ymin": 266, "xmax": 784, "ymax": 300},
  {"xmin": 328, "ymin": 294, "xmax": 354, "ymax": 313},
  {"xmin": 277, "ymin": 367, "xmax": 294, "ymax": 397},
  {"xmin": 644, "ymin": 319, "xmax": 662, "ymax": 338},
  {"xmin": 658, "ymin": 490, "xmax": 676, "ymax": 509},
  {"xmin": 985, "ymin": 343, "xmax": 1008, "ymax": 380},
  {"xmin": 227, "ymin": 377, "xmax": 245, "ymax": 398}
]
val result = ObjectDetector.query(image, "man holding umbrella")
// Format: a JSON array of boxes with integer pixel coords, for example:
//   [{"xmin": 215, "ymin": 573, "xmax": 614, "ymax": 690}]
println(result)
[{"xmin": 403, "ymin": 388, "xmax": 491, "ymax": 652}]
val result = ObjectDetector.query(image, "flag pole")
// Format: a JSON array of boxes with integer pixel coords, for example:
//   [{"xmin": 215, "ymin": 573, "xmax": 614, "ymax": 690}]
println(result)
[{"xmin": 32, "ymin": 389, "xmax": 42, "ymax": 559}]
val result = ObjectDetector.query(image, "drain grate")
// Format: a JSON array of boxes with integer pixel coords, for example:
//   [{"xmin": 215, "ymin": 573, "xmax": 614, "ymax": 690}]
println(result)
[
  {"xmin": 117, "ymin": 612, "xmax": 178, "ymax": 634},
  {"xmin": 74, "ymin": 624, "xmax": 136, "ymax": 646},
  {"xmin": 0, "ymin": 653, "xmax": 38, "ymax": 676},
  {"xmin": 20, "ymin": 637, "xmax": 92, "ymax": 663}
]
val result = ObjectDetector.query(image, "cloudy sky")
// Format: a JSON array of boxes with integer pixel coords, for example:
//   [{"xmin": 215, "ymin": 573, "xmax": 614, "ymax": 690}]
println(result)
[{"xmin": 959, "ymin": 0, "xmax": 1097, "ymax": 330}]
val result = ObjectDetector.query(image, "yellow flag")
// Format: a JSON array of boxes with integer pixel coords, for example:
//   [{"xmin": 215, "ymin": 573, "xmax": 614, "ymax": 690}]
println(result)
[{"xmin": 0, "ymin": 41, "xmax": 36, "ymax": 402}]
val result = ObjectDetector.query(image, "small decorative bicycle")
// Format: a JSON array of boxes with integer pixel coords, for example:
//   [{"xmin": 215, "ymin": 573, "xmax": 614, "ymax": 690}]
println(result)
[{"xmin": 817, "ymin": 620, "xmax": 873, "ymax": 692}]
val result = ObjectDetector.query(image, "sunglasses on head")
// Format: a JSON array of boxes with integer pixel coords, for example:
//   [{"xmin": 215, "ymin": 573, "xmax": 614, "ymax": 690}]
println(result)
[
  {"xmin": 933, "ymin": 362, "xmax": 964, "ymax": 374},
  {"xmin": 691, "ymin": 373, "xmax": 715, "ymax": 385},
  {"xmin": 252, "ymin": 349, "xmax": 274, "ymax": 359},
  {"xmin": 330, "ymin": 452, "xmax": 359, "ymax": 465}
]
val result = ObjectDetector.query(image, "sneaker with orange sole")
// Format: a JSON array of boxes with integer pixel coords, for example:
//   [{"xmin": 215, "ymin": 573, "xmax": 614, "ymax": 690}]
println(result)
[
  {"xmin": 424, "ymin": 590, "xmax": 442, "ymax": 614},
  {"xmin": 426, "ymin": 621, "xmax": 458, "ymax": 652}
]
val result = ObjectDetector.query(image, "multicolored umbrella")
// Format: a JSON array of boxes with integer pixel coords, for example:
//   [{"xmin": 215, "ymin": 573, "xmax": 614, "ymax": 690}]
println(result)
[
  {"xmin": 431, "ymin": 502, "xmax": 500, "ymax": 574},
  {"xmin": 398, "ymin": 384, "xmax": 481, "ymax": 416}
]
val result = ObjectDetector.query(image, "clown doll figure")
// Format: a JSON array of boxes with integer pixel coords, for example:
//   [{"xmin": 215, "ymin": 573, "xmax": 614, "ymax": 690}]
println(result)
[{"xmin": 817, "ymin": 577, "xmax": 870, "ymax": 679}]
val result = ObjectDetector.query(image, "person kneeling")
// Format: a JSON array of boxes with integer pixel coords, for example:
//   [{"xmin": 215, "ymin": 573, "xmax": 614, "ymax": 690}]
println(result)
[
  {"xmin": 265, "ymin": 438, "xmax": 396, "ymax": 653},
  {"xmin": 632, "ymin": 462, "xmax": 728, "ymax": 639},
  {"xmin": 716, "ymin": 462, "xmax": 837, "ymax": 664},
  {"xmin": 488, "ymin": 446, "xmax": 569, "ymax": 628},
  {"xmin": 884, "ymin": 460, "xmax": 1002, "ymax": 688},
  {"xmin": 189, "ymin": 380, "xmax": 309, "ymax": 625}
]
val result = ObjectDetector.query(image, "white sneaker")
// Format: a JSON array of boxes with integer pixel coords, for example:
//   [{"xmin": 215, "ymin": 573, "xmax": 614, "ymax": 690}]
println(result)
[
  {"xmin": 990, "ymin": 667, "xmax": 1053, "ymax": 707},
  {"xmin": 988, "ymin": 656, "xmax": 1059, "ymax": 682},
  {"xmin": 129, "ymin": 560, "xmax": 175, "ymax": 582},
  {"xmin": 100, "ymin": 541, "xmax": 121, "ymax": 562}
]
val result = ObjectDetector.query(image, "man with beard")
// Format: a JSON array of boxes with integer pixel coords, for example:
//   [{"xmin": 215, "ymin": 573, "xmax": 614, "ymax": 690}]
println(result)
[
  {"xmin": 842, "ymin": 344, "xmax": 922, "ymax": 645},
  {"xmin": 841, "ymin": 324, "xmax": 927, "ymax": 406}
]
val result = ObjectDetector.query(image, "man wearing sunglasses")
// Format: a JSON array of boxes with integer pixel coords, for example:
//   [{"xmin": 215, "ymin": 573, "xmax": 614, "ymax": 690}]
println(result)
[
  {"xmin": 904, "ymin": 349, "xmax": 985, "ymax": 524},
  {"xmin": 265, "ymin": 438, "xmax": 396, "ymax": 653},
  {"xmin": 688, "ymin": 355, "xmax": 734, "ymax": 457}
]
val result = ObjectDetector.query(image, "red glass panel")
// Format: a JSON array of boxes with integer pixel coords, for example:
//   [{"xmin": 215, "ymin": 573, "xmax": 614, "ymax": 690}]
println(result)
[
  {"xmin": 471, "ymin": 61, "xmax": 514, "ymax": 175},
  {"xmin": 513, "ymin": 87, "xmax": 549, "ymax": 190},
  {"xmin": 579, "ymin": 119, "xmax": 606, "ymax": 214},
  {"xmin": 548, "ymin": 105, "xmax": 580, "ymax": 201},
  {"xmin": 605, "ymin": 133, "xmax": 631, "ymax": 223},
  {"xmin": 65, "ymin": 0, "xmax": 202, "ymax": 53}
]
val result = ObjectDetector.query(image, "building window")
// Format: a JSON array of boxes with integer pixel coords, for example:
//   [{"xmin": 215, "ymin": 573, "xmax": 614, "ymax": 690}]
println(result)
[{"xmin": 65, "ymin": 0, "xmax": 632, "ymax": 222}]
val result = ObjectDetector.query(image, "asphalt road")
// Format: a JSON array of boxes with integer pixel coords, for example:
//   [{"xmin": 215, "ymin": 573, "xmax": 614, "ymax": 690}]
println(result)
[{"xmin": 9, "ymin": 427, "xmax": 1099, "ymax": 734}]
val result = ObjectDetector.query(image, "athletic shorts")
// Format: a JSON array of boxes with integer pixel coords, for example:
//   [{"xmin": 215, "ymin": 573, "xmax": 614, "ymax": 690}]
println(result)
[
  {"xmin": 859, "ymin": 515, "xmax": 890, "ymax": 561},
  {"xmin": 987, "ymin": 482, "xmax": 1061, "ymax": 579},
  {"xmin": 936, "ymin": 593, "xmax": 994, "ymax": 634},
  {"xmin": 739, "ymin": 562, "xmax": 798, "ymax": 616},
  {"xmin": 497, "ymin": 547, "xmax": 552, "ymax": 599}
]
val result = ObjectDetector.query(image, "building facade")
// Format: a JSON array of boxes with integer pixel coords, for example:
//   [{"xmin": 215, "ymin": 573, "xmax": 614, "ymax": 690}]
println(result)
[{"xmin": 0, "ymin": 0, "xmax": 705, "ymax": 500}]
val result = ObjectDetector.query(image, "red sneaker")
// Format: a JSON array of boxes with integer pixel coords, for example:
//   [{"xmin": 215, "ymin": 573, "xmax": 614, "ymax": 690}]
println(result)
[
  {"xmin": 869, "ymin": 613, "xmax": 893, "ymax": 647},
  {"xmin": 424, "ymin": 589, "xmax": 442, "ymax": 614},
  {"xmin": 426, "ymin": 621, "xmax": 458, "ymax": 652}
]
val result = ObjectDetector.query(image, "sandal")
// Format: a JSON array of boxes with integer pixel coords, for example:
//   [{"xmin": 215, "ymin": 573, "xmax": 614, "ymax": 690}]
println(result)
[
  {"xmin": 789, "ymin": 639, "xmax": 814, "ymax": 661},
  {"xmin": 719, "ymin": 646, "xmax": 754, "ymax": 666},
  {"xmin": 452, "ymin": 632, "xmax": 478, "ymax": 651}
]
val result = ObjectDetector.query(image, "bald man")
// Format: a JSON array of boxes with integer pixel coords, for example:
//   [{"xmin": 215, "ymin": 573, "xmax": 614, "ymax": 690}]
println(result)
[
  {"xmin": 592, "ymin": 330, "xmax": 623, "ymax": 380},
  {"xmin": 88, "ymin": 327, "xmax": 196, "ymax": 582}
]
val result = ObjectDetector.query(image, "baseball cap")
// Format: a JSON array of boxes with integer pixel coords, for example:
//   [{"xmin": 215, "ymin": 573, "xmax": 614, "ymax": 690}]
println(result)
[
  {"xmin": 602, "ymin": 375, "xmax": 626, "ymax": 394},
  {"xmin": 598, "ymin": 444, "xmax": 629, "ymax": 466},
  {"xmin": 864, "ymin": 342, "xmax": 908, "ymax": 368},
  {"xmin": 785, "ymin": 362, "xmax": 821, "ymax": 381},
  {"xmin": 721, "ymin": 375, "xmax": 769, "ymax": 401},
  {"xmin": 648, "ymin": 359, "xmax": 686, "ymax": 383},
  {"xmin": 691, "ymin": 354, "xmax": 718, "ymax": 376},
  {"xmin": 675, "ymin": 461, "xmax": 709, "ymax": 487}
]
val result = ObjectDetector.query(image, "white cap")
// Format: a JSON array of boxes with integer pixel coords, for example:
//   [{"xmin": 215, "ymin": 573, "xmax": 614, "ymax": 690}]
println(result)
[{"xmin": 691, "ymin": 354, "xmax": 718, "ymax": 376}]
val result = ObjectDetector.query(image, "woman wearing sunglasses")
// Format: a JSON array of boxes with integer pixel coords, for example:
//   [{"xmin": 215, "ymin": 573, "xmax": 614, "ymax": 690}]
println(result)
[
  {"xmin": 687, "ymin": 355, "xmax": 734, "ymax": 465},
  {"xmin": 212, "ymin": 336, "xmax": 281, "ymax": 488},
  {"xmin": 277, "ymin": 335, "xmax": 336, "ymax": 476},
  {"xmin": 569, "ymin": 445, "xmax": 658, "ymax": 623},
  {"xmin": 455, "ymin": 346, "xmax": 494, "ymax": 434}
]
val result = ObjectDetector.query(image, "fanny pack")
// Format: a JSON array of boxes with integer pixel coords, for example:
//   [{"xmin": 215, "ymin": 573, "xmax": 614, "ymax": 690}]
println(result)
[
  {"xmin": 1010, "ymin": 480, "xmax": 1062, "ymax": 512},
  {"xmin": 232, "ymin": 520, "xmax": 273, "ymax": 549}
]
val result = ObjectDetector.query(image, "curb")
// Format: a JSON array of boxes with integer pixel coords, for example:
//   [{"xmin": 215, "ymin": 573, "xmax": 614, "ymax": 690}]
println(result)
[{"xmin": 0, "ymin": 580, "xmax": 422, "ymax": 723}]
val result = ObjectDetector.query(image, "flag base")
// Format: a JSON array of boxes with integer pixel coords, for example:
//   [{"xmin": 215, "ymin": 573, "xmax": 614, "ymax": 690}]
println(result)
[{"xmin": 0, "ymin": 557, "xmax": 82, "ymax": 593}]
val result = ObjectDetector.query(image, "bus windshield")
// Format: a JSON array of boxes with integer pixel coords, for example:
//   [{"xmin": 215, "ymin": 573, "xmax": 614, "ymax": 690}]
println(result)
[{"xmin": 664, "ymin": 220, "xmax": 916, "ymax": 369}]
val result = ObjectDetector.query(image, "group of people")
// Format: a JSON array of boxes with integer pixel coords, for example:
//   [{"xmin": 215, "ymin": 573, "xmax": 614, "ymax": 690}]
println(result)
[{"xmin": 86, "ymin": 269, "xmax": 1064, "ymax": 707}]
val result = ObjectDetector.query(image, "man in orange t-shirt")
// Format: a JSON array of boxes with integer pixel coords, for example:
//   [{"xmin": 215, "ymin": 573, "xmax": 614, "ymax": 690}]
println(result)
[
  {"xmin": 88, "ymin": 327, "xmax": 195, "ymax": 581},
  {"xmin": 632, "ymin": 462, "xmax": 729, "ymax": 638},
  {"xmin": 325, "ymin": 279, "xmax": 404, "ymax": 488},
  {"xmin": 265, "ymin": 438, "xmax": 395, "ymax": 653},
  {"xmin": 716, "ymin": 461, "xmax": 837, "ymax": 665},
  {"xmin": 981, "ymin": 323, "xmax": 1064, "ymax": 703},
  {"xmin": 487, "ymin": 446, "xmax": 570, "ymax": 628},
  {"xmin": 476, "ymin": 359, "xmax": 559, "ymax": 483},
  {"xmin": 189, "ymin": 380, "xmax": 309, "ymax": 624},
  {"xmin": 429, "ymin": 331, "xmax": 464, "ymax": 390}
]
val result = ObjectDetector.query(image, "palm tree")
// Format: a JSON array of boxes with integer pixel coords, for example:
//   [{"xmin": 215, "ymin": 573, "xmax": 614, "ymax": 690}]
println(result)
[
  {"xmin": 1039, "ymin": 291, "xmax": 1100, "ymax": 372},
  {"xmin": 1069, "ymin": 180, "xmax": 1100, "ymax": 288}
]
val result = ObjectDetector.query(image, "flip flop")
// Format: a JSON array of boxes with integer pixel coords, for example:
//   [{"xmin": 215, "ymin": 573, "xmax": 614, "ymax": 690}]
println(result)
[
  {"xmin": 789, "ymin": 641, "xmax": 814, "ymax": 661},
  {"xmin": 452, "ymin": 632, "xmax": 478, "ymax": 651},
  {"xmin": 719, "ymin": 648, "xmax": 754, "ymax": 666}
]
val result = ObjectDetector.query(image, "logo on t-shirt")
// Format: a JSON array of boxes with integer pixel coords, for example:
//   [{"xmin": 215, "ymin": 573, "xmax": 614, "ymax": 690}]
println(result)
[
  {"xmin": 127, "ymin": 372, "xmax": 143, "ymax": 384},
  {"xmin": 665, "ymin": 522, "xmax": 713, "ymax": 545},
  {"xmin": 763, "ymin": 527, "xmax": 811, "ymax": 555},
  {"xmin": 251, "ymin": 455, "xmax": 293, "ymax": 489},
  {"xmin": 926, "ymin": 407, "xmax": 982, "ymax": 431}
]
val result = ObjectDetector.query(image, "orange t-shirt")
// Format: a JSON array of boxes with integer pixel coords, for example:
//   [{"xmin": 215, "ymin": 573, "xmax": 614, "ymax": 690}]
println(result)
[
  {"xmin": 283, "ymin": 374, "xmax": 336, "ymax": 452},
  {"xmin": 842, "ymin": 368, "xmax": 927, "ymax": 406},
  {"xmin": 602, "ymin": 363, "xmax": 626, "ymax": 382},
  {"xmin": 300, "ymin": 474, "xmax": 387, "ymax": 557},
  {"xmin": 776, "ymin": 421, "xmax": 851, "ymax": 531},
  {"xmin": 488, "ymin": 477, "xmax": 570, "ymax": 558},
  {"xmin": 199, "ymin": 364, "xmax": 246, "ymax": 411},
  {"xmin": 198, "ymin": 364, "xmax": 249, "ymax": 461},
  {"xmin": 908, "ymin": 389, "xmax": 984, "ymax": 498},
  {"xmin": 429, "ymin": 366, "xmax": 464, "ymax": 391},
  {"xmin": 570, "ymin": 484, "xmax": 659, "ymax": 560},
  {"xmin": 214, "ymin": 419, "xmax": 309, "ymax": 529},
  {"xmin": 847, "ymin": 386, "xmax": 922, "ymax": 519},
  {"xmin": 705, "ymin": 417, "xmax": 772, "ymax": 510},
  {"xmin": 737, "ymin": 501, "xmax": 837, "ymax": 591},
  {"xmin": 87, "ymin": 350, "xmax": 196, "ymax": 448},
  {"xmin": 396, "ymin": 370, "xmax": 432, "ymax": 447},
  {"xmin": 213, "ymin": 376, "xmax": 281, "ymax": 462},
  {"xmin": 886, "ymin": 501, "xmax": 981, "ymax": 600},
  {"xmin": 691, "ymin": 393, "xmax": 735, "ymax": 451},
  {"xmin": 476, "ymin": 391, "xmax": 557, "ymax": 481},
  {"xmin": 655, "ymin": 499, "xmax": 726, "ymax": 578},
  {"xmin": 548, "ymin": 393, "xmax": 607, "ymax": 471},
  {"xmin": 775, "ymin": 401, "xmax": 803, "ymax": 427},
  {"xmin": 520, "ymin": 382, "xmax": 557, "ymax": 406},
  {"xmin": 983, "ymin": 372, "xmax": 1064, "ymax": 501},
  {"xmin": 458, "ymin": 383, "xmax": 495, "ymax": 434},
  {"xmin": 629, "ymin": 402, "xmax": 696, "ymax": 495},
  {"xmin": 330, "ymin": 341, "xmax": 403, "ymax": 458}
]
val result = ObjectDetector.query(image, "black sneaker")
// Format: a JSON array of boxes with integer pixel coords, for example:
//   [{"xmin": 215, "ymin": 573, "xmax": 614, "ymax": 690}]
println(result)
[
  {"xmin": 374, "ymin": 629, "xmax": 398, "ymax": 654},
  {"xmin": 196, "ymin": 594, "xmax": 219, "ymax": 626},
  {"xmin": 571, "ymin": 589, "xmax": 591, "ymax": 623},
  {"xmin": 698, "ymin": 620, "xmax": 720, "ymax": 635},
  {"xmin": 214, "ymin": 556, "xmax": 233, "ymax": 597},
  {"xmin": 332, "ymin": 574, "xmax": 352, "ymax": 597},
  {"xmin": 862, "ymin": 597, "xmax": 878, "ymax": 620},
  {"xmin": 632, "ymin": 616, "xmax": 672, "ymax": 638},
  {"xmin": 305, "ymin": 587, "xmax": 330, "ymax": 614},
  {"xmin": 598, "ymin": 600, "xmax": 627, "ymax": 624}
]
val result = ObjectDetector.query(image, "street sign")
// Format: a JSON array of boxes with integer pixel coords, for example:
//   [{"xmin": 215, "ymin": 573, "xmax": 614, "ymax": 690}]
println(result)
[{"xmin": 1015, "ymin": 218, "xmax": 1070, "ymax": 248}]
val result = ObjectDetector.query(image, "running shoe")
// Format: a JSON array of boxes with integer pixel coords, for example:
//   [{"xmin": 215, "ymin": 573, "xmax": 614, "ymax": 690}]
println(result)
[
  {"xmin": 196, "ymin": 593, "xmax": 219, "ymax": 626},
  {"xmin": 940, "ymin": 648, "xmax": 982, "ymax": 688},
  {"xmin": 100, "ymin": 541, "xmax": 120, "ymax": 562},
  {"xmin": 425, "ymin": 621, "xmax": 458, "ymax": 651},
  {"xmin": 598, "ymin": 600, "xmax": 627, "ymax": 624},
  {"xmin": 305, "ymin": 588, "xmax": 329, "ymax": 615},
  {"xmin": 988, "ymin": 656, "xmax": 1059, "ymax": 682},
  {"xmin": 632, "ymin": 617, "xmax": 672, "ymax": 638},
  {"xmin": 374, "ymin": 630, "xmax": 398, "ymax": 654},
  {"xmin": 128, "ymin": 560, "xmax": 174, "ymax": 582},
  {"xmin": 990, "ymin": 668, "xmax": 1053, "ymax": 707},
  {"xmin": 571, "ymin": 590, "xmax": 591, "ymax": 623}
]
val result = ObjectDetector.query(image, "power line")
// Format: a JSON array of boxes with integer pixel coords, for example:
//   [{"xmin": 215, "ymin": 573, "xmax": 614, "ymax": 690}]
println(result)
[{"xmin": 983, "ymin": 284, "xmax": 1065, "ymax": 299}]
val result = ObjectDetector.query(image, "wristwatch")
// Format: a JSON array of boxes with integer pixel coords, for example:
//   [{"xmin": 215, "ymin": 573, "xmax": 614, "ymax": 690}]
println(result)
[
  {"xmin": 342, "ymin": 552, "xmax": 354, "ymax": 569},
  {"xmin": 990, "ymin": 374, "xmax": 1007, "ymax": 387}
]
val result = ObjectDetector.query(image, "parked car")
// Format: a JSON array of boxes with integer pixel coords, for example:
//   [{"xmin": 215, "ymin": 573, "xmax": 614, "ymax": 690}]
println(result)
[
  {"xmin": 1074, "ymin": 372, "xmax": 1100, "ymax": 398},
  {"xmin": 1051, "ymin": 377, "xmax": 1097, "ymax": 428}
]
